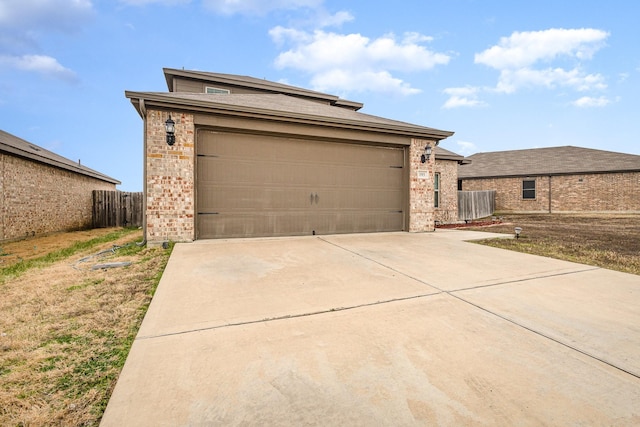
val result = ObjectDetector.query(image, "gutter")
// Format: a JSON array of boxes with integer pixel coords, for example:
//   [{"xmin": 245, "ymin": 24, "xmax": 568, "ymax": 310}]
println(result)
[
  {"xmin": 139, "ymin": 98, "xmax": 148, "ymax": 245},
  {"xmin": 125, "ymin": 91, "xmax": 455, "ymax": 142}
]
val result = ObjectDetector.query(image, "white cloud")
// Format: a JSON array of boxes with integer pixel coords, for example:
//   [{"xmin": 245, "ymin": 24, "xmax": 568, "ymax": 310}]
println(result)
[
  {"xmin": 202, "ymin": 0, "xmax": 322, "ymax": 15},
  {"xmin": 270, "ymin": 28, "xmax": 450, "ymax": 95},
  {"xmin": 0, "ymin": 0, "xmax": 92, "ymax": 81},
  {"xmin": 455, "ymin": 140, "xmax": 478, "ymax": 156},
  {"xmin": 442, "ymin": 86, "xmax": 487, "ymax": 109},
  {"xmin": 475, "ymin": 28, "xmax": 608, "ymax": 69},
  {"xmin": 311, "ymin": 69, "xmax": 421, "ymax": 96},
  {"xmin": 495, "ymin": 67, "xmax": 606, "ymax": 94},
  {"xmin": 475, "ymin": 28, "xmax": 609, "ymax": 95},
  {"xmin": 571, "ymin": 96, "xmax": 610, "ymax": 108},
  {"xmin": 0, "ymin": 54, "xmax": 78, "ymax": 82},
  {"xmin": 316, "ymin": 10, "xmax": 353, "ymax": 28}
]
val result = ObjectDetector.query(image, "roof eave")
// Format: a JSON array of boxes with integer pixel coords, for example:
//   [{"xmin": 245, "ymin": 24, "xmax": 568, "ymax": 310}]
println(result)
[
  {"xmin": 459, "ymin": 168, "xmax": 640, "ymax": 180},
  {"xmin": 436, "ymin": 153, "xmax": 468, "ymax": 163},
  {"xmin": 0, "ymin": 143, "xmax": 120, "ymax": 184},
  {"xmin": 164, "ymin": 68, "xmax": 342, "ymax": 102},
  {"xmin": 126, "ymin": 91, "xmax": 454, "ymax": 141}
]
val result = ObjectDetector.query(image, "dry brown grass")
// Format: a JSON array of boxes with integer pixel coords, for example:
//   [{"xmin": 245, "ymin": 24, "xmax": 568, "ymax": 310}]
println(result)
[
  {"xmin": 467, "ymin": 214, "xmax": 640, "ymax": 275},
  {"xmin": 0, "ymin": 228, "xmax": 127, "ymax": 269},
  {"xmin": 0, "ymin": 228, "xmax": 173, "ymax": 426}
]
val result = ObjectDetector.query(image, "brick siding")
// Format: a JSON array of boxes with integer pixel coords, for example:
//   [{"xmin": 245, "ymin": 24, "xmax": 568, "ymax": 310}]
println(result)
[
  {"xmin": 0, "ymin": 153, "xmax": 116, "ymax": 241},
  {"xmin": 408, "ymin": 138, "xmax": 437, "ymax": 232},
  {"xmin": 434, "ymin": 159, "xmax": 459, "ymax": 224},
  {"xmin": 461, "ymin": 172, "xmax": 640, "ymax": 213},
  {"xmin": 145, "ymin": 110, "xmax": 196, "ymax": 244}
]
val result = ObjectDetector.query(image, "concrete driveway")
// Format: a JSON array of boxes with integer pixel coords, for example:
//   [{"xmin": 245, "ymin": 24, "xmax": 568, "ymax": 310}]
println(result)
[{"xmin": 101, "ymin": 230, "xmax": 640, "ymax": 426}]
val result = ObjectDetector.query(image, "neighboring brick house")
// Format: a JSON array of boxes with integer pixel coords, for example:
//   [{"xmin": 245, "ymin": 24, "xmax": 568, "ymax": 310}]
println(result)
[
  {"xmin": 125, "ymin": 68, "xmax": 455, "ymax": 243},
  {"xmin": 0, "ymin": 129, "xmax": 120, "ymax": 241},
  {"xmin": 458, "ymin": 146, "xmax": 640, "ymax": 213},
  {"xmin": 434, "ymin": 146, "xmax": 468, "ymax": 224}
]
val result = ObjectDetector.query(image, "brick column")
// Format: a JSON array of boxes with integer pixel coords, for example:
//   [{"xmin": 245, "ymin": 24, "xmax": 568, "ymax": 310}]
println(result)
[
  {"xmin": 145, "ymin": 109, "xmax": 195, "ymax": 244},
  {"xmin": 409, "ymin": 138, "xmax": 436, "ymax": 232}
]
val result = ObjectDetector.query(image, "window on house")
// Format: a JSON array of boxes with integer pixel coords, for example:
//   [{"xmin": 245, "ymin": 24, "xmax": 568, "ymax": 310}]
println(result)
[
  {"xmin": 522, "ymin": 179, "xmax": 536, "ymax": 199},
  {"xmin": 205, "ymin": 86, "xmax": 230, "ymax": 94},
  {"xmin": 434, "ymin": 172, "xmax": 440, "ymax": 208}
]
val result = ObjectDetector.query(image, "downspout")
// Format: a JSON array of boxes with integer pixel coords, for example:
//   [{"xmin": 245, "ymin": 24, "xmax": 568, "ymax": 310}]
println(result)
[
  {"xmin": 1, "ymin": 153, "xmax": 4, "ymax": 240},
  {"xmin": 139, "ymin": 98, "xmax": 148, "ymax": 246}
]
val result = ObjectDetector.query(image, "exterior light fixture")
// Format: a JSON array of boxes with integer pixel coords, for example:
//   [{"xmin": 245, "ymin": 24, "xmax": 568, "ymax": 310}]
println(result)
[
  {"xmin": 165, "ymin": 115, "xmax": 176, "ymax": 146},
  {"xmin": 514, "ymin": 227, "xmax": 522, "ymax": 239},
  {"xmin": 420, "ymin": 145, "xmax": 432, "ymax": 163}
]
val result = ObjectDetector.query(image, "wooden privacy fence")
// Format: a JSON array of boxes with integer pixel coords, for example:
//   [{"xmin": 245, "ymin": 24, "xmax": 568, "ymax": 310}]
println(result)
[
  {"xmin": 92, "ymin": 190, "xmax": 143, "ymax": 228},
  {"xmin": 458, "ymin": 190, "xmax": 496, "ymax": 222}
]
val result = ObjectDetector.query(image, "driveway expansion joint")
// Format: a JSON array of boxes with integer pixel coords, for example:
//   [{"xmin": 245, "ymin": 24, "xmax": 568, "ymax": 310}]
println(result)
[
  {"xmin": 135, "ymin": 291, "xmax": 443, "ymax": 341},
  {"xmin": 450, "ymin": 291, "xmax": 640, "ymax": 381},
  {"xmin": 317, "ymin": 236, "xmax": 438, "ymax": 290},
  {"xmin": 450, "ymin": 266, "xmax": 602, "ymax": 293}
]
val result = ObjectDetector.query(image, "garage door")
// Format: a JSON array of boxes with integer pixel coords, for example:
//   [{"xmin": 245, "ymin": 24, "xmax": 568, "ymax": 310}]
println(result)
[{"xmin": 196, "ymin": 130, "xmax": 405, "ymax": 238}]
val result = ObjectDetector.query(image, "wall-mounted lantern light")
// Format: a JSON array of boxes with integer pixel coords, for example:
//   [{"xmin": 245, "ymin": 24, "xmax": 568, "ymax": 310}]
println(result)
[
  {"xmin": 420, "ymin": 144, "xmax": 432, "ymax": 163},
  {"xmin": 165, "ymin": 115, "xmax": 176, "ymax": 146}
]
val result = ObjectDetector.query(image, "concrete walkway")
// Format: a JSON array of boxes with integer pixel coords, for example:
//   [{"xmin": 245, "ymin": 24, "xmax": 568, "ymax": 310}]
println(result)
[{"xmin": 101, "ymin": 230, "xmax": 640, "ymax": 426}]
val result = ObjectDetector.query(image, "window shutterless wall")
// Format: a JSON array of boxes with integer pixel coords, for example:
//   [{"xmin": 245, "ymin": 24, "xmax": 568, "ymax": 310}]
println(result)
[
  {"xmin": 434, "ymin": 172, "xmax": 440, "ymax": 208},
  {"xmin": 462, "ymin": 172, "xmax": 640, "ymax": 213}
]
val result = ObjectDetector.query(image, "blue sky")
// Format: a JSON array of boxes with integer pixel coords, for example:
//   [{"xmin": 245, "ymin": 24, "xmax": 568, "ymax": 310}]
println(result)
[{"xmin": 1, "ymin": 0, "xmax": 639, "ymax": 191}]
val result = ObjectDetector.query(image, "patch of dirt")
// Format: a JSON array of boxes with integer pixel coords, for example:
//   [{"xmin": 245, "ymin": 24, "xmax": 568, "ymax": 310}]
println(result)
[
  {"xmin": 0, "ymin": 228, "xmax": 138, "ymax": 268},
  {"xmin": 464, "ymin": 213, "xmax": 640, "ymax": 275}
]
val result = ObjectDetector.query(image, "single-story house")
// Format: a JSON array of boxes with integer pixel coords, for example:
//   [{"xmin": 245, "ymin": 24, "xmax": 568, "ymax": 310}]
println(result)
[
  {"xmin": 125, "ymin": 68, "xmax": 455, "ymax": 243},
  {"xmin": 0, "ymin": 129, "xmax": 120, "ymax": 241},
  {"xmin": 458, "ymin": 146, "xmax": 640, "ymax": 213}
]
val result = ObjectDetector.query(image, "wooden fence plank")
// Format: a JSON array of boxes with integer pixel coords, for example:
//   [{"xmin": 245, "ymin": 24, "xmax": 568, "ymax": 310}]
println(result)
[
  {"xmin": 458, "ymin": 190, "xmax": 496, "ymax": 221},
  {"xmin": 92, "ymin": 190, "xmax": 143, "ymax": 228}
]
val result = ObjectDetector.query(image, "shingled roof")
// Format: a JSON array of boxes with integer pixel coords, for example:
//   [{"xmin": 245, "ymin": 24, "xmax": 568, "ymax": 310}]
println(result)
[
  {"xmin": 0, "ymin": 129, "xmax": 120, "ymax": 184},
  {"xmin": 458, "ymin": 146, "xmax": 640, "ymax": 179},
  {"xmin": 435, "ymin": 146, "xmax": 469, "ymax": 164},
  {"xmin": 125, "ymin": 91, "xmax": 454, "ymax": 140}
]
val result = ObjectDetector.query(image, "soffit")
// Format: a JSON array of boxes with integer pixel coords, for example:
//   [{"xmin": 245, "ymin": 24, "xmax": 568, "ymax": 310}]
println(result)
[
  {"xmin": 126, "ymin": 91, "xmax": 454, "ymax": 141},
  {"xmin": 435, "ymin": 146, "xmax": 468, "ymax": 163}
]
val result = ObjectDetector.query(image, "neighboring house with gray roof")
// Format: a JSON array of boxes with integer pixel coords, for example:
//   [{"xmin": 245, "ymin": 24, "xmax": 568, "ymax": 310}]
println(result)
[
  {"xmin": 0, "ymin": 129, "xmax": 120, "ymax": 241},
  {"xmin": 458, "ymin": 146, "xmax": 640, "ymax": 213},
  {"xmin": 126, "ymin": 68, "xmax": 455, "ymax": 243}
]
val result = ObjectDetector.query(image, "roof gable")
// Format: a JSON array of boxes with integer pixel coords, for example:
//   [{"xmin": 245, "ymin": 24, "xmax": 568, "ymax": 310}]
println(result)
[
  {"xmin": 163, "ymin": 68, "xmax": 363, "ymax": 111},
  {"xmin": 458, "ymin": 146, "xmax": 640, "ymax": 178},
  {"xmin": 0, "ymin": 129, "xmax": 120, "ymax": 184}
]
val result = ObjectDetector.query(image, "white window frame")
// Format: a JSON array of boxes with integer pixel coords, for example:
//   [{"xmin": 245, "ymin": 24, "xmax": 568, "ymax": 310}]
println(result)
[{"xmin": 205, "ymin": 86, "xmax": 230, "ymax": 94}]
